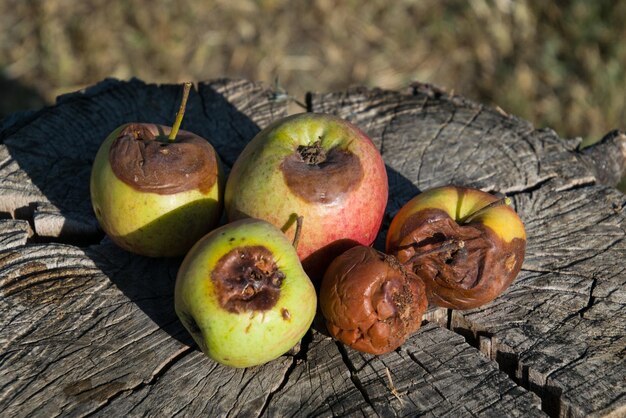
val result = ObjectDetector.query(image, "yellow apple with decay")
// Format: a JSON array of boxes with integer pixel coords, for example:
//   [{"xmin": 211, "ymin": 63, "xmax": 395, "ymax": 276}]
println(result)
[
  {"xmin": 386, "ymin": 186, "xmax": 526, "ymax": 310},
  {"xmin": 90, "ymin": 83, "xmax": 223, "ymax": 257}
]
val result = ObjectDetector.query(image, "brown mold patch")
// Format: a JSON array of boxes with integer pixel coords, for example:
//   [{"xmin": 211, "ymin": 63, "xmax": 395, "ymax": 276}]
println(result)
[
  {"xmin": 109, "ymin": 123, "xmax": 218, "ymax": 194},
  {"xmin": 281, "ymin": 308, "xmax": 291, "ymax": 321},
  {"xmin": 389, "ymin": 208, "xmax": 526, "ymax": 310},
  {"xmin": 280, "ymin": 142, "xmax": 363, "ymax": 204},
  {"xmin": 319, "ymin": 246, "xmax": 428, "ymax": 355},
  {"xmin": 212, "ymin": 245, "xmax": 285, "ymax": 313}
]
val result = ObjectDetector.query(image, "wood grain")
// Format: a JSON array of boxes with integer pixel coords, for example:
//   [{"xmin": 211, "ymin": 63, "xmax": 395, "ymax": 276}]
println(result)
[
  {"xmin": 1, "ymin": 78, "xmax": 623, "ymax": 417},
  {"xmin": 310, "ymin": 84, "xmax": 625, "ymax": 417}
]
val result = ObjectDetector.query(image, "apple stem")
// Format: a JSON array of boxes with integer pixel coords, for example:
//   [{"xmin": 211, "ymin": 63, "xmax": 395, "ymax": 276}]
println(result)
[
  {"xmin": 168, "ymin": 82, "xmax": 192, "ymax": 142},
  {"xmin": 292, "ymin": 216, "xmax": 304, "ymax": 250},
  {"xmin": 460, "ymin": 196, "xmax": 511, "ymax": 224},
  {"xmin": 403, "ymin": 239, "xmax": 465, "ymax": 266}
]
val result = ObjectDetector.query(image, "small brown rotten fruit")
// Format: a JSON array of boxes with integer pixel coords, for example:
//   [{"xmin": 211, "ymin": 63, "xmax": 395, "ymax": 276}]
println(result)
[
  {"xmin": 386, "ymin": 186, "xmax": 526, "ymax": 310},
  {"xmin": 320, "ymin": 246, "xmax": 428, "ymax": 355}
]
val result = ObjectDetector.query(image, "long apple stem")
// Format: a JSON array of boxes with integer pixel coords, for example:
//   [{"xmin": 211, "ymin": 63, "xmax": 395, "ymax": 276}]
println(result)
[
  {"xmin": 292, "ymin": 216, "xmax": 304, "ymax": 250},
  {"xmin": 403, "ymin": 239, "xmax": 465, "ymax": 266},
  {"xmin": 168, "ymin": 82, "xmax": 192, "ymax": 142},
  {"xmin": 460, "ymin": 196, "xmax": 511, "ymax": 224}
]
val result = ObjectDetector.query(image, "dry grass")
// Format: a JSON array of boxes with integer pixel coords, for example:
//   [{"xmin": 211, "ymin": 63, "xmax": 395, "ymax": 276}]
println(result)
[{"xmin": 1, "ymin": 0, "xmax": 625, "ymax": 146}]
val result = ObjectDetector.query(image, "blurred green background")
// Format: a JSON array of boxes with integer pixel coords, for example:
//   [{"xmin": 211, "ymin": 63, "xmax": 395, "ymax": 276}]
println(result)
[{"xmin": 1, "ymin": 0, "xmax": 624, "ymax": 147}]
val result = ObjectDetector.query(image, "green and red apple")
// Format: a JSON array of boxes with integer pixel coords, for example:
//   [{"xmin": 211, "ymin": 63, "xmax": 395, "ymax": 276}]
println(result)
[
  {"xmin": 90, "ymin": 84, "xmax": 223, "ymax": 257},
  {"xmin": 175, "ymin": 219, "xmax": 317, "ymax": 368},
  {"xmin": 225, "ymin": 113, "xmax": 388, "ymax": 278},
  {"xmin": 386, "ymin": 186, "xmax": 526, "ymax": 310}
]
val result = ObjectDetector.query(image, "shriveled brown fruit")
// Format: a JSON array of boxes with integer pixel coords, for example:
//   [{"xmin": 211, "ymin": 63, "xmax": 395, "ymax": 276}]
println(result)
[
  {"xmin": 386, "ymin": 186, "xmax": 526, "ymax": 310},
  {"xmin": 319, "ymin": 246, "xmax": 428, "ymax": 355}
]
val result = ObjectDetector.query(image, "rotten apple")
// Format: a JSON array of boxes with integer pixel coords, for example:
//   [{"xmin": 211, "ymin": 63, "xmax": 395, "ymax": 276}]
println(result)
[
  {"xmin": 320, "ymin": 246, "xmax": 428, "ymax": 355},
  {"xmin": 175, "ymin": 218, "xmax": 317, "ymax": 368},
  {"xmin": 224, "ymin": 113, "xmax": 388, "ymax": 279},
  {"xmin": 386, "ymin": 186, "xmax": 526, "ymax": 310},
  {"xmin": 90, "ymin": 83, "xmax": 223, "ymax": 257}
]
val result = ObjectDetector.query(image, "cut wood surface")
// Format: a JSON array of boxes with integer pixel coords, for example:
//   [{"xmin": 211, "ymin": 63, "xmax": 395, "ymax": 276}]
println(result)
[
  {"xmin": 0, "ymin": 78, "xmax": 623, "ymax": 417},
  {"xmin": 311, "ymin": 85, "xmax": 626, "ymax": 417}
]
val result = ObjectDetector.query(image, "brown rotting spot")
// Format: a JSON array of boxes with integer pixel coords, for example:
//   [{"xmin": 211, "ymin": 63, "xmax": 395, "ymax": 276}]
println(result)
[
  {"xmin": 280, "ymin": 143, "xmax": 363, "ymax": 204},
  {"xmin": 109, "ymin": 123, "xmax": 218, "ymax": 194},
  {"xmin": 281, "ymin": 308, "xmax": 291, "ymax": 321},
  {"xmin": 212, "ymin": 246, "xmax": 284, "ymax": 313}
]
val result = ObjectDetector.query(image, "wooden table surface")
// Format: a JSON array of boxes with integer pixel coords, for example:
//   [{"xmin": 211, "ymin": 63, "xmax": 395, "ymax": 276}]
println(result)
[{"xmin": 0, "ymin": 79, "xmax": 624, "ymax": 417}]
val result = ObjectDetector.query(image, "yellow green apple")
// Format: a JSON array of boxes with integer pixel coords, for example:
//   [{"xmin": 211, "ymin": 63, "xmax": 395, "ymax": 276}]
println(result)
[
  {"xmin": 175, "ymin": 219, "xmax": 317, "ymax": 368},
  {"xmin": 90, "ymin": 122, "xmax": 223, "ymax": 257},
  {"xmin": 91, "ymin": 83, "xmax": 223, "ymax": 257}
]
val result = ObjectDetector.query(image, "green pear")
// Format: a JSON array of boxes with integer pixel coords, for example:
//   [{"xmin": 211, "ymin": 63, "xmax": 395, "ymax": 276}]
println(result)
[{"xmin": 175, "ymin": 219, "xmax": 317, "ymax": 368}]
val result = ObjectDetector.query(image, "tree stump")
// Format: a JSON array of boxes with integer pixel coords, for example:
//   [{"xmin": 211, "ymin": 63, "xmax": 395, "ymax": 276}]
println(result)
[{"xmin": 0, "ymin": 79, "xmax": 624, "ymax": 417}]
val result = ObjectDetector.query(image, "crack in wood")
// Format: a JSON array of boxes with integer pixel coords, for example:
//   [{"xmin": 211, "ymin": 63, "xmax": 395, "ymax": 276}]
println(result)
[
  {"xmin": 415, "ymin": 107, "xmax": 456, "ymax": 184},
  {"xmin": 82, "ymin": 346, "xmax": 193, "ymax": 417},
  {"xmin": 497, "ymin": 175, "xmax": 557, "ymax": 196},
  {"xmin": 256, "ymin": 330, "xmax": 313, "ymax": 418},
  {"xmin": 554, "ymin": 178, "xmax": 598, "ymax": 192},
  {"xmin": 445, "ymin": 306, "xmax": 622, "ymax": 418},
  {"xmin": 333, "ymin": 341, "xmax": 380, "ymax": 417},
  {"xmin": 577, "ymin": 278, "xmax": 598, "ymax": 318}
]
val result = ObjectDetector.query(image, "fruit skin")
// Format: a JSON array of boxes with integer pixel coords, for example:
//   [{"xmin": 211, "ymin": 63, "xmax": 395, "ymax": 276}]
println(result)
[
  {"xmin": 320, "ymin": 246, "xmax": 427, "ymax": 355},
  {"xmin": 175, "ymin": 219, "xmax": 317, "ymax": 368},
  {"xmin": 90, "ymin": 123, "xmax": 223, "ymax": 257},
  {"xmin": 386, "ymin": 186, "xmax": 526, "ymax": 310},
  {"xmin": 225, "ymin": 113, "xmax": 388, "ymax": 279}
]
